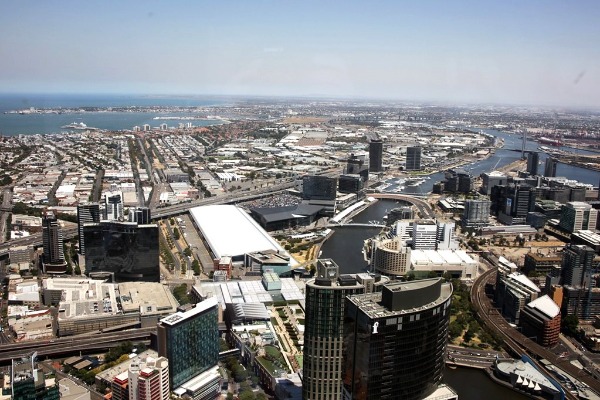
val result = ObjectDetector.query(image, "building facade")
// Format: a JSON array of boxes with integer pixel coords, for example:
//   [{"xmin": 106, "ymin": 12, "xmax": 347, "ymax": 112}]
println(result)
[
  {"xmin": 369, "ymin": 139, "xmax": 383, "ymax": 173},
  {"xmin": 405, "ymin": 146, "xmax": 422, "ymax": 171},
  {"xmin": 343, "ymin": 278, "xmax": 452, "ymax": 400},
  {"xmin": 77, "ymin": 202, "xmax": 101, "ymax": 256},
  {"xmin": 462, "ymin": 200, "xmax": 491, "ymax": 229},
  {"xmin": 558, "ymin": 202, "xmax": 598, "ymax": 233},
  {"xmin": 303, "ymin": 260, "xmax": 366, "ymax": 400},
  {"xmin": 42, "ymin": 211, "xmax": 67, "ymax": 274},
  {"xmin": 83, "ymin": 221, "xmax": 160, "ymax": 282},
  {"xmin": 157, "ymin": 298, "xmax": 219, "ymax": 390}
]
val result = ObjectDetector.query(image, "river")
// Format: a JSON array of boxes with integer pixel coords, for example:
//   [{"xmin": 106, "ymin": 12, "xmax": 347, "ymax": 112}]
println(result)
[{"xmin": 318, "ymin": 128, "xmax": 600, "ymax": 399}]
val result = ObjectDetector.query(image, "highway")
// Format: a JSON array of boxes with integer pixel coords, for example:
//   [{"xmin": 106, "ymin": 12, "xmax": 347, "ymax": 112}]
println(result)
[
  {"xmin": 0, "ymin": 327, "xmax": 156, "ymax": 365},
  {"xmin": 471, "ymin": 267, "xmax": 600, "ymax": 397}
]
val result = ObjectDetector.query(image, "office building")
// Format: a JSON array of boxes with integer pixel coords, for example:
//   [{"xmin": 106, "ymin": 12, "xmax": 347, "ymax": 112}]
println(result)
[
  {"xmin": 412, "ymin": 220, "xmax": 438, "ymax": 249},
  {"xmin": 77, "ymin": 203, "xmax": 101, "ymax": 256},
  {"xmin": 495, "ymin": 271, "xmax": 540, "ymax": 324},
  {"xmin": 526, "ymin": 151, "xmax": 539, "ymax": 176},
  {"xmin": 462, "ymin": 199, "xmax": 491, "ymax": 228},
  {"xmin": 491, "ymin": 184, "xmax": 536, "ymax": 225},
  {"xmin": 158, "ymin": 297, "xmax": 219, "ymax": 390},
  {"xmin": 302, "ymin": 176, "xmax": 337, "ymax": 201},
  {"xmin": 303, "ymin": 260, "xmax": 366, "ymax": 400},
  {"xmin": 558, "ymin": 202, "xmax": 598, "ymax": 233},
  {"xmin": 132, "ymin": 207, "xmax": 151, "ymax": 225},
  {"xmin": 343, "ymin": 278, "xmax": 453, "ymax": 400},
  {"xmin": 480, "ymin": 171, "xmax": 507, "ymax": 195},
  {"xmin": 11, "ymin": 356, "xmax": 59, "ymax": 400},
  {"xmin": 369, "ymin": 139, "xmax": 383, "ymax": 173},
  {"xmin": 104, "ymin": 191, "xmax": 124, "ymax": 221},
  {"xmin": 390, "ymin": 220, "xmax": 458, "ymax": 251},
  {"xmin": 338, "ymin": 174, "xmax": 364, "ymax": 194},
  {"xmin": 523, "ymin": 253, "xmax": 562, "ymax": 279},
  {"xmin": 443, "ymin": 169, "xmax": 473, "ymax": 194},
  {"xmin": 544, "ymin": 158, "xmax": 558, "ymax": 178},
  {"xmin": 346, "ymin": 154, "xmax": 369, "ymax": 181},
  {"xmin": 405, "ymin": 146, "xmax": 422, "ymax": 171},
  {"xmin": 562, "ymin": 285, "xmax": 600, "ymax": 321},
  {"xmin": 561, "ymin": 244, "xmax": 595, "ymax": 287},
  {"xmin": 301, "ymin": 176, "xmax": 338, "ymax": 216},
  {"xmin": 83, "ymin": 221, "xmax": 159, "ymax": 282},
  {"xmin": 42, "ymin": 211, "xmax": 67, "ymax": 274},
  {"xmin": 385, "ymin": 206, "xmax": 413, "ymax": 226},
  {"xmin": 520, "ymin": 295, "xmax": 561, "ymax": 347}
]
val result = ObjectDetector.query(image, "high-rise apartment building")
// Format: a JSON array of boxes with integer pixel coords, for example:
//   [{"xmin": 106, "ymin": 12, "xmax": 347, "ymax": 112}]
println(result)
[
  {"xmin": 303, "ymin": 260, "xmax": 366, "ymax": 400},
  {"xmin": 83, "ymin": 221, "xmax": 160, "ymax": 282},
  {"xmin": 77, "ymin": 202, "xmax": 101, "ymax": 255},
  {"xmin": 42, "ymin": 211, "xmax": 67, "ymax": 274},
  {"xmin": 343, "ymin": 278, "xmax": 453, "ymax": 400},
  {"xmin": 368, "ymin": 139, "xmax": 383, "ymax": 173},
  {"xmin": 462, "ymin": 199, "xmax": 491, "ymax": 228},
  {"xmin": 405, "ymin": 146, "xmax": 422, "ymax": 171},
  {"xmin": 157, "ymin": 297, "xmax": 219, "ymax": 390},
  {"xmin": 128, "ymin": 356, "xmax": 170, "ymax": 400}
]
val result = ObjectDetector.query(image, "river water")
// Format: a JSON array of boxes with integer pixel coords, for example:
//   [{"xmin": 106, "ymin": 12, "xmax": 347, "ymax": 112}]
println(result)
[{"xmin": 319, "ymin": 129, "xmax": 598, "ymax": 399}]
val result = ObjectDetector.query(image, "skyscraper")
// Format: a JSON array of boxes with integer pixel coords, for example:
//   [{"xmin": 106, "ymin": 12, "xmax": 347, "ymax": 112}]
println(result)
[
  {"xmin": 77, "ymin": 202, "xmax": 100, "ymax": 255},
  {"xmin": 157, "ymin": 297, "xmax": 219, "ymax": 390},
  {"xmin": 544, "ymin": 157, "xmax": 558, "ymax": 178},
  {"xmin": 526, "ymin": 151, "xmax": 539, "ymax": 176},
  {"xmin": 42, "ymin": 211, "xmax": 67, "ymax": 274},
  {"xmin": 83, "ymin": 220, "xmax": 160, "ymax": 282},
  {"xmin": 133, "ymin": 207, "xmax": 151, "ymax": 225},
  {"xmin": 343, "ymin": 278, "xmax": 453, "ymax": 400},
  {"xmin": 104, "ymin": 191, "xmax": 124, "ymax": 221},
  {"xmin": 405, "ymin": 146, "xmax": 422, "ymax": 171},
  {"xmin": 302, "ymin": 176, "xmax": 337, "ymax": 201},
  {"xmin": 561, "ymin": 244, "xmax": 595, "ymax": 287},
  {"xmin": 303, "ymin": 260, "xmax": 366, "ymax": 400},
  {"xmin": 368, "ymin": 139, "xmax": 383, "ymax": 173}
]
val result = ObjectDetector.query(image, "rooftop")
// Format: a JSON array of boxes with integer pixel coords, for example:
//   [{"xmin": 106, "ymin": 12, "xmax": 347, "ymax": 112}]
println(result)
[
  {"xmin": 527, "ymin": 295, "xmax": 560, "ymax": 318},
  {"xmin": 159, "ymin": 297, "xmax": 218, "ymax": 326}
]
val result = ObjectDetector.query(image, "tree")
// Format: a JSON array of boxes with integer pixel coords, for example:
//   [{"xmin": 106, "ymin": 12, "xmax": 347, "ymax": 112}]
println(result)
[
  {"xmin": 561, "ymin": 315, "xmax": 579, "ymax": 337},
  {"xmin": 184, "ymin": 247, "xmax": 192, "ymax": 257},
  {"xmin": 173, "ymin": 227, "xmax": 180, "ymax": 240}
]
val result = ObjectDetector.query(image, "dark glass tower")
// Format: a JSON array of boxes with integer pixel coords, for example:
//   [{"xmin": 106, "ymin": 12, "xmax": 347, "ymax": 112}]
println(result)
[
  {"xmin": 42, "ymin": 211, "xmax": 67, "ymax": 274},
  {"xmin": 526, "ymin": 151, "xmax": 539, "ymax": 176},
  {"xmin": 83, "ymin": 220, "xmax": 159, "ymax": 282},
  {"xmin": 157, "ymin": 297, "xmax": 219, "ymax": 389},
  {"xmin": 302, "ymin": 260, "xmax": 366, "ymax": 400},
  {"xmin": 302, "ymin": 176, "xmax": 337, "ymax": 201},
  {"xmin": 405, "ymin": 146, "xmax": 422, "ymax": 171},
  {"xmin": 77, "ymin": 202, "xmax": 101, "ymax": 255},
  {"xmin": 343, "ymin": 278, "xmax": 452, "ymax": 400},
  {"xmin": 369, "ymin": 139, "xmax": 383, "ymax": 173}
]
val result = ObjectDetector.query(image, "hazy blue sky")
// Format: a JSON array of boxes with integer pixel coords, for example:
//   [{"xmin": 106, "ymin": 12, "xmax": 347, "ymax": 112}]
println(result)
[{"xmin": 2, "ymin": 1, "xmax": 600, "ymax": 107}]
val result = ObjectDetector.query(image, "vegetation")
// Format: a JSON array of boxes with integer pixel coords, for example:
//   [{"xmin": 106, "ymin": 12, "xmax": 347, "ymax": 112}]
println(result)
[
  {"xmin": 172, "ymin": 284, "xmax": 190, "ymax": 305},
  {"xmin": 561, "ymin": 314, "xmax": 579, "ymax": 337}
]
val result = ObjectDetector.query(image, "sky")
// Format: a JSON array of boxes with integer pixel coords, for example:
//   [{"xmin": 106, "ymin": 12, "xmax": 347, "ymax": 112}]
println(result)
[{"xmin": 2, "ymin": 1, "xmax": 600, "ymax": 108}]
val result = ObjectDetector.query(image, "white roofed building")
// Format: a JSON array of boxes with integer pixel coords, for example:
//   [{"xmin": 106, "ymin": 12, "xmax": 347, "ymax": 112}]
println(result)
[{"xmin": 189, "ymin": 205, "xmax": 296, "ymax": 265}]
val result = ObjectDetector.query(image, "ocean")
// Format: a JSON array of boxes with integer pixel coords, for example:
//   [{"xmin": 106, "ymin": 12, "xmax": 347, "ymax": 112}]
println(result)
[{"xmin": 0, "ymin": 94, "xmax": 228, "ymax": 135}]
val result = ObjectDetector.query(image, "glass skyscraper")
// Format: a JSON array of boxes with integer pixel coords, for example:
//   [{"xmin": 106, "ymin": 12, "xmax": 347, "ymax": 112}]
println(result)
[
  {"xmin": 157, "ymin": 297, "xmax": 219, "ymax": 389},
  {"xmin": 343, "ymin": 278, "xmax": 452, "ymax": 400},
  {"xmin": 303, "ymin": 260, "xmax": 366, "ymax": 400},
  {"xmin": 83, "ymin": 220, "xmax": 159, "ymax": 282}
]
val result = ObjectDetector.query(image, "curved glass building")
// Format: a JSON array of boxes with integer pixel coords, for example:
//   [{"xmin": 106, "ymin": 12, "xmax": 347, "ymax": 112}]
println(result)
[{"xmin": 342, "ymin": 278, "xmax": 452, "ymax": 400}]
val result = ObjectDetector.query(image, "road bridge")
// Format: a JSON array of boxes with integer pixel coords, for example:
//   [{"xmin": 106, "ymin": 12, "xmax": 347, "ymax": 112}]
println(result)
[{"xmin": 369, "ymin": 193, "xmax": 436, "ymax": 219}]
